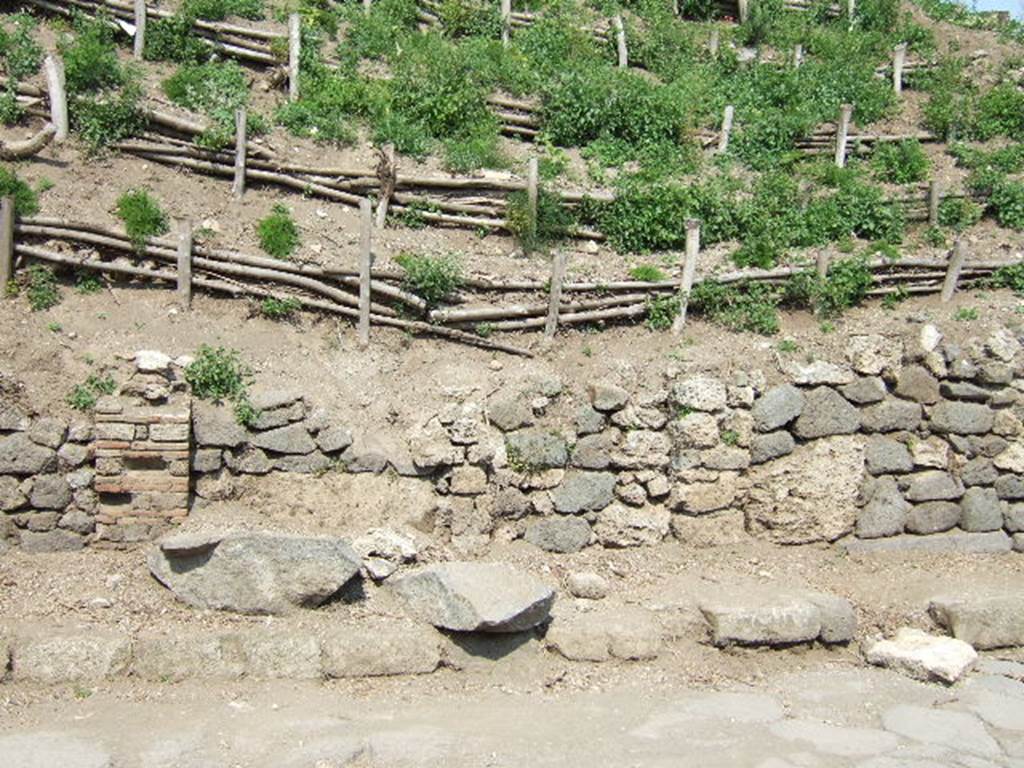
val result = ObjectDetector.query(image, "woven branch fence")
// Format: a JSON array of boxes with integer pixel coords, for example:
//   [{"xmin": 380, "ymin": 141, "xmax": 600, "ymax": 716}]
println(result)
[{"xmin": 0, "ymin": 198, "xmax": 1014, "ymax": 353}]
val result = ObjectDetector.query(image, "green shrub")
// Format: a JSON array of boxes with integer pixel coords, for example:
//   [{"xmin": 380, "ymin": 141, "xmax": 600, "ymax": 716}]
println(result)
[
  {"xmin": 690, "ymin": 280, "xmax": 781, "ymax": 335},
  {"xmin": 184, "ymin": 0, "xmax": 264, "ymax": 20},
  {"xmin": 257, "ymin": 204, "xmax": 300, "ymax": 259},
  {"xmin": 25, "ymin": 264, "xmax": 60, "ymax": 311},
  {"xmin": 974, "ymin": 83, "xmax": 1024, "ymax": 141},
  {"xmin": 937, "ymin": 196, "xmax": 982, "ymax": 231},
  {"xmin": 954, "ymin": 306, "xmax": 978, "ymax": 322},
  {"xmin": 871, "ymin": 140, "xmax": 929, "ymax": 184},
  {"xmin": 66, "ymin": 373, "xmax": 116, "ymax": 411},
  {"xmin": 394, "ymin": 252, "xmax": 463, "ymax": 306},
  {"xmin": 71, "ymin": 85, "xmax": 146, "ymax": 151},
  {"xmin": 629, "ymin": 265, "xmax": 667, "ymax": 282},
  {"xmin": 786, "ymin": 255, "xmax": 873, "ymax": 318},
  {"xmin": 75, "ymin": 272, "xmax": 103, "ymax": 294},
  {"xmin": 0, "ymin": 166, "xmax": 39, "ymax": 216},
  {"xmin": 0, "ymin": 13, "xmax": 43, "ymax": 81},
  {"xmin": 0, "ymin": 86, "xmax": 24, "ymax": 126},
  {"xmin": 991, "ymin": 263, "xmax": 1024, "ymax": 295},
  {"xmin": 115, "ymin": 189, "xmax": 170, "ymax": 251},
  {"xmin": 989, "ymin": 179, "xmax": 1024, "ymax": 230},
  {"xmin": 506, "ymin": 188, "xmax": 572, "ymax": 253},
  {"xmin": 60, "ymin": 13, "xmax": 127, "ymax": 93},
  {"xmin": 259, "ymin": 296, "xmax": 301, "ymax": 320},
  {"xmin": 163, "ymin": 61, "xmax": 251, "ymax": 145},
  {"xmin": 185, "ymin": 345, "xmax": 251, "ymax": 401},
  {"xmin": 645, "ymin": 294, "xmax": 679, "ymax": 330},
  {"xmin": 442, "ymin": 128, "xmax": 506, "ymax": 173}
]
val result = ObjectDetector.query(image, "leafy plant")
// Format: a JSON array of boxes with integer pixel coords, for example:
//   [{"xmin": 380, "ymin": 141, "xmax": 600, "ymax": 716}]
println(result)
[
  {"xmin": 163, "ymin": 61, "xmax": 253, "ymax": 148},
  {"xmin": 25, "ymin": 264, "xmax": 60, "ymax": 311},
  {"xmin": 786, "ymin": 256, "xmax": 874, "ymax": 318},
  {"xmin": 989, "ymin": 179, "xmax": 1024, "ymax": 230},
  {"xmin": 75, "ymin": 272, "xmax": 103, "ymax": 294},
  {"xmin": 0, "ymin": 14, "xmax": 43, "ymax": 81},
  {"xmin": 257, "ymin": 204, "xmax": 300, "ymax": 259},
  {"xmin": 870, "ymin": 140, "xmax": 929, "ymax": 184},
  {"xmin": 115, "ymin": 189, "xmax": 170, "ymax": 251},
  {"xmin": 937, "ymin": 197, "xmax": 982, "ymax": 231},
  {"xmin": 185, "ymin": 345, "xmax": 251, "ymax": 401},
  {"xmin": 0, "ymin": 166, "xmax": 38, "ymax": 216},
  {"xmin": 629, "ymin": 265, "xmax": 667, "ymax": 282},
  {"xmin": 394, "ymin": 252, "xmax": 462, "ymax": 306},
  {"xmin": 954, "ymin": 306, "xmax": 978, "ymax": 322},
  {"xmin": 645, "ymin": 294, "xmax": 679, "ymax": 330},
  {"xmin": 66, "ymin": 373, "xmax": 116, "ymax": 411},
  {"xmin": 690, "ymin": 280, "xmax": 781, "ymax": 335},
  {"xmin": 259, "ymin": 296, "xmax": 301, "ymax": 320}
]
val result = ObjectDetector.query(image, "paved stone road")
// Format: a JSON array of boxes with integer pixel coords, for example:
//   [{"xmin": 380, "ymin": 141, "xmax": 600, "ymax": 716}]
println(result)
[{"xmin": 3, "ymin": 660, "xmax": 1024, "ymax": 767}]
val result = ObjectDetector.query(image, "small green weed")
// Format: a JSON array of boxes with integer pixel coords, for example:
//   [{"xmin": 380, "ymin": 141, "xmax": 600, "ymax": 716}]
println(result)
[
  {"xmin": 258, "ymin": 296, "xmax": 301, "ymax": 320},
  {"xmin": 75, "ymin": 271, "xmax": 103, "ymax": 294},
  {"xmin": 394, "ymin": 252, "xmax": 462, "ymax": 307},
  {"xmin": 777, "ymin": 339, "xmax": 800, "ymax": 354},
  {"xmin": 115, "ymin": 189, "xmax": 169, "ymax": 251},
  {"xmin": 25, "ymin": 264, "xmax": 60, "ymax": 311},
  {"xmin": 66, "ymin": 373, "xmax": 116, "ymax": 411},
  {"xmin": 629, "ymin": 265, "xmax": 667, "ymax": 282},
  {"xmin": 954, "ymin": 306, "xmax": 979, "ymax": 321},
  {"xmin": 257, "ymin": 204, "xmax": 300, "ymax": 259}
]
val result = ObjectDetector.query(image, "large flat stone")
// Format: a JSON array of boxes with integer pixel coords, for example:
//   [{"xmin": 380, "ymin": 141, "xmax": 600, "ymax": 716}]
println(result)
[
  {"xmin": 929, "ymin": 594, "xmax": 1024, "ymax": 650},
  {"xmin": 842, "ymin": 530, "xmax": 1013, "ymax": 555},
  {"xmin": 546, "ymin": 606, "xmax": 662, "ymax": 662},
  {"xmin": 322, "ymin": 621, "xmax": 442, "ymax": 678},
  {"xmin": 550, "ymin": 471, "xmax": 616, "ymax": 514},
  {"xmin": 524, "ymin": 517, "xmax": 591, "ymax": 553},
  {"xmin": 131, "ymin": 632, "xmax": 246, "ymax": 681},
  {"xmin": 698, "ymin": 589, "xmax": 852, "ymax": 647},
  {"xmin": 148, "ymin": 530, "xmax": 362, "ymax": 615},
  {"xmin": 792, "ymin": 387, "xmax": 860, "ymax": 440},
  {"xmin": 751, "ymin": 384, "xmax": 804, "ymax": 432},
  {"xmin": 249, "ymin": 423, "xmax": 316, "ymax": 455},
  {"xmin": 865, "ymin": 627, "xmax": 977, "ymax": 684},
  {"xmin": 13, "ymin": 630, "xmax": 132, "ymax": 683},
  {"xmin": 391, "ymin": 562, "xmax": 555, "ymax": 633},
  {"xmin": 0, "ymin": 433, "xmax": 57, "ymax": 475},
  {"xmin": 881, "ymin": 705, "xmax": 1001, "ymax": 757},
  {"xmin": 0, "ymin": 732, "xmax": 112, "ymax": 768},
  {"xmin": 929, "ymin": 401, "xmax": 996, "ymax": 435}
]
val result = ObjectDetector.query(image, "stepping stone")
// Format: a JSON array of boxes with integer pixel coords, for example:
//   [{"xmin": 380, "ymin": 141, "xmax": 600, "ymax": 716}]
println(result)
[
  {"xmin": 698, "ymin": 589, "xmax": 855, "ymax": 647},
  {"xmin": 148, "ymin": 530, "xmax": 362, "ymax": 615},
  {"xmin": 881, "ymin": 705, "xmax": 1001, "ymax": 757},
  {"xmin": 768, "ymin": 718, "xmax": 899, "ymax": 757},
  {"xmin": 865, "ymin": 628, "xmax": 977, "ymax": 684},
  {"xmin": 0, "ymin": 732, "xmax": 112, "ymax": 768},
  {"xmin": 390, "ymin": 561, "xmax": 554, "ymax": 633},
  {"xmin": 929, "ymin": 594, "xmax": 1024, "ymax": 650},
  {"xmin": 630, "ymin": 692, "xmax": 784, "ymax": 739}
]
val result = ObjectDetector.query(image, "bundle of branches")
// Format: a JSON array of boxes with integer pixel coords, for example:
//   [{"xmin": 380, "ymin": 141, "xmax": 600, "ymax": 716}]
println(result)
[
  {"xmin": 13, "ymin": 217, "xmax": 532, "ymax": 356},
  {"xmin": 22, "ymin": 0, "xmax": 282, "ymax": 64}
]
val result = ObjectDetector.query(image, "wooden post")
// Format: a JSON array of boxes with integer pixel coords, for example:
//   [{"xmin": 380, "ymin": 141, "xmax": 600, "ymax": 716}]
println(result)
[
  {"xmin": 501, "ymin": 0, "xmax": 511, "ymax": 48},
  {"xmin": 374, "ymin": 143, "xmax": 396, "ymax": 228},
  {"xmin": 928, "ymin": 180, "xmax": 940, "ymax": 227},
  {"xmin": 793, "ymin": 43, "xmax": 803, "ymax": 68},
  {"xmin": 708, "ymin": 28, "xmax": 719, "ymax": 57},
  {"xmin": 43, "ymin": 55, "xmax": 67, "ymax": 143},
  {"xmin": 893, "ymin": 43, "xmax": 907, "ymax": 94},
  {"xmin": 544, "ymin": 251, "xmax": 567, "ymax": 339},
  {"xmin": 0, "ymin": 197, "xmax": 13, "ymax": 293},
  {"xmin": 738, "ymin": 0, "xmax": 750, "ymax": 24},
  {"xmin": 941, "ymin": 238, "xmax": 967, "ymax": 303},
  {"xmin": 232, "ymin": 108, "xmax": 246, "ymax": 199},
  {"xmin": 847, "ymin": 0, "xmax": 856, "ymax": 29},
  {"xmin": 526, "ymin": 156, "xmax": 539, "ymax": 248},
  {"xmin": 717, "ymin": 105, "xmax": 734, "ymax": 154},
  {"xmin": 363, "ymin": 0, "xmax": 372, "ymax": 15},
  {"xmin": 176, "ymin": 219, "xmax": 193, "ymax": 309},
  {"xmin": 358, "ymin": 199, "xmax": 372, "ymax": 347},
  {"xmin": 671, "ymin": 220, "xmax": 700, "ymax": 335},
  {"xmin": 834, "ymin": 103, "xmax": 853, "ymax": 169},
  {"xmin": 613, "ymin": 15, "xmax": 627, "ymax": 69},
  {"xmin": 133, "ymin": 0, "xmax": 146, "ymax": 59},
  {"xmin": 816, "ymin": 252, "xmax": 830, "ymax": 280},
  {"xmin": 288, "ymin": 13, "xmax": 301, "ymax": 103}
]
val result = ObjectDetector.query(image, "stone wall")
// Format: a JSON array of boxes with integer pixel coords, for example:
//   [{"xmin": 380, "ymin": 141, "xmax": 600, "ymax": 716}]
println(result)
[{"xmin": 2, "ymin": 322, "xmax": 1023, "ymax": 554}]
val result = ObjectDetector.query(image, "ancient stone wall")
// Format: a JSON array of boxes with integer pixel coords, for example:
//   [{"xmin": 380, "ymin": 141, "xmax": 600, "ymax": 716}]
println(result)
[{"xmin": 2, "ymin": 323, "xmax": 1022, "ymax": 554}]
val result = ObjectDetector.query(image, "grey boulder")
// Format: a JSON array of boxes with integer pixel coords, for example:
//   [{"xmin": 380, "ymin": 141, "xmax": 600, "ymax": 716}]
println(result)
[
  {"xmin": 391, "ymin": 561, "xmax": 555, "ymax": 632},
  {"xmin": 148, "ymin": 530, "xmax": 362, "ymax": 615}
]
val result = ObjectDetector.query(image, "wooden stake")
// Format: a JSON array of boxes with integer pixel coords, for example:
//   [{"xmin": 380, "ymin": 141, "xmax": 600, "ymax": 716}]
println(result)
[
  {"xmin": 793, "ymin": 43, "xmax": 803, "ymax": 68},
  {"xmin": 544, "ymin": 250, "xmax": 567, "ymax": 339},
  {"xmin": 232, "ymin": 108, "xmax": 246, "ymax": 199},
  {"xmin": 288, "ymin": 14, "xmax": 301, "ymax": 102},
  {"xmin": 941, "ymin": 238, "xmax": 967, "ymax": 303},
  {"xmin": 834, "ymin": 103, "xmax": 853, "ymax": 168},
  {"xmin": 717, "ymin": 105, "xmax": 734, "ymax": 154},
  {"xmin": 358, "ymin": 199, "xmax": 372, "ymax": 347},
  {"xmin": 709, "ymin": 28, "xmax": 719, "ymax": 57},
  {"xmin": 738, "ymin": 0, "xmax": 750, "ymax": 24},
  {"xmin": 671, "ymin": 220, "xmax": 700, "ymax": 335},
  {"xmin": 816, "ymin": 251, "xmax": 830, "ymax": 280},
  {"xmin": 0, "ymin": 197, "xmax": 13, "ymax": 292},
  {"xmin": 363, "ymin": 0, "xmax": 372, "ymax": 16},
  {"xmin": 133, "ymin": 0, "xmax": 146, "ymax": 59},
  {"xmin": 526, "ymin": 156, "xmax": 539, "ymax": 248},
  {"xmin": 176, "ymin": 218, "xmax": 193, "ymax": 309},
  {"xmin": 928, "ymin": 180, "xmax": 940, "ymax": 227},
  {"xmin": 43, "ymin": 55, "xmax": 67, "ymax": 142},
  {"xmin": 613, "ymin": 15, "xmax": 627, "ymax": 69},
  {"xmin": 893, "ymin": 43, "xmax": 907, "ymax": 94},
  {"xmin": 374, "ymin": 143, "xmax": 396, "ymax": 228},
  {"xmin": 501, "ymin": 0, "xmax": 511, "ymax": 48},
  {"xmin": 847, "ymin": 0, "xmax": 856, "ymax": 29}
]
